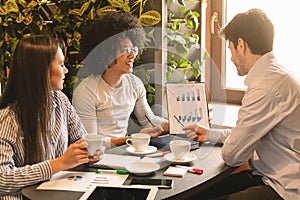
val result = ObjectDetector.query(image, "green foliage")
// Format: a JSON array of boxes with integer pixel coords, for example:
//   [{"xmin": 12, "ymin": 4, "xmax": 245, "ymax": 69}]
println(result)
[
  {"xmin": 167, "ymin": 50, "xmax": 209, "ymax": 81},
  {"xmin": 0, "ymin": 0, "xmax": 161, "ymax": 99},
  {"xmin": 133, "ymin": 67, "xmax": 156, "ymax": 105},
  {"xmin": 166, "ymin": 0, "xmax": 208, "ymax": 82}
]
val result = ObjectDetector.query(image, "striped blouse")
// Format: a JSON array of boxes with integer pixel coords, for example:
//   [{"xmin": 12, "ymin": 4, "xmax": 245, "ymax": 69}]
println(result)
[{"xmin": 0, "ymin": 91, "xmax": 87, "ymax": 200}]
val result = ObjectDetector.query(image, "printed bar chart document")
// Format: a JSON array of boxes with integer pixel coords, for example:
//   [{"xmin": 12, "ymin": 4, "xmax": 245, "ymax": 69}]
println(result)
[
  {"xmin": 166, "ymin": 82, "xmax": 209, "ymax": 134},
  {"xmin": 37, "ymin": 171, "xmax": 128, "ymax": 192}
]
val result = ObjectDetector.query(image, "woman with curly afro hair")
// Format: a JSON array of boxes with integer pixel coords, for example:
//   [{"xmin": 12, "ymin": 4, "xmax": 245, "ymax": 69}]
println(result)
[{"xmin": 73, "ymin": 12, "xmax": 169, "ymax": 148}]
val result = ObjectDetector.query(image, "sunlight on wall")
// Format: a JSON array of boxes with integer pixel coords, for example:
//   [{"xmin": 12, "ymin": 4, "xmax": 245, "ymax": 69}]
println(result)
[{"xmin": 225, "ymin": 0, "xmax": 300, "ymax": 89}]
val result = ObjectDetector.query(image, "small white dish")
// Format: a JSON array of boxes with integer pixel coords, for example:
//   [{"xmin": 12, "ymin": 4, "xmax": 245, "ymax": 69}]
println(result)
[
  {"xmin": 126, "ymin": 145, "xmax": 157, "ymax": 155},
  {"xmin": 164, "ymin": 153, "xmax": 197, "ymax": 164},
  {"xmin": 125, "ymin": 161, "xmax": 160, "ymax": 176}
]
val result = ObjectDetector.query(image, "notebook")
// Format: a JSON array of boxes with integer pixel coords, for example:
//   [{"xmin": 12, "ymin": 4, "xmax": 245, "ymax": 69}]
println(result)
[
  {"xmin": 163, "ymin": 166, "xmax": 188, "ymax": 178},
  {"xmin": 150, "ymin": 134, "xmax": 200, "ymax": 151}
]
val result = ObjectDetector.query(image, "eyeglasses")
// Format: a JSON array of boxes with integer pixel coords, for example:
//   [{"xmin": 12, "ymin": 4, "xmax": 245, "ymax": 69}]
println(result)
[{"xmin": 119, "ymin": 46, "xmax": 139, "ymax": 56}]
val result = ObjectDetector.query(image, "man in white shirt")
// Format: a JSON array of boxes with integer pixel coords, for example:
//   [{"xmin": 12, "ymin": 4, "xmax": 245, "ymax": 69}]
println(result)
[
  {"xmin": 73, "ymin": 12, "xmax": 169, "ymax": 148},
  {"xmin": 184, "ymin": 8, "xmax": 300, "ymax": 200}
]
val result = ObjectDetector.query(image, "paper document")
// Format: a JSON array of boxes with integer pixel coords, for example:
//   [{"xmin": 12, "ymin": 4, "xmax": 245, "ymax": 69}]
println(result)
[
  {"xmin": 166, "ymin": 83, "xmax": 209, "ymax": 134},
  {"xmin": 90, "ymin": 153, "xmax": 161, "ymax": 169},
  {"xmin": 37, "ymin": 171, "xmax": 128, "ymax": 192}
]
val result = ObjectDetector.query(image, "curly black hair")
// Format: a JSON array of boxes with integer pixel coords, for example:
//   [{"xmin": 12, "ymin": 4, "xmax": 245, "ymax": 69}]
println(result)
[{"xmin": 79, "ymin": 12, "xmax": 147, "ymax": 75}]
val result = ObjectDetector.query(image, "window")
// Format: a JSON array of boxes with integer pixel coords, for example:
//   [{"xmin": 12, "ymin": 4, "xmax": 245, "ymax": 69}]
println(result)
[{"xmin": 208, "ymin": 0, "xmax": 300, "ymax": 104}]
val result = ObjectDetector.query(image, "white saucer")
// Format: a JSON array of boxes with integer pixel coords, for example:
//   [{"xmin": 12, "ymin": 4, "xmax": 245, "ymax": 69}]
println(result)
[
  {"xmin": 126, "ymin": 146, "xmax": 157, "ymax": 155},
  {"xmin": 164, "ymin": 153, "xmax": 197, "ymax": 164},
  {"xmin": 125, "ymin": 161, "xmax": 160, "ymax": 176}
]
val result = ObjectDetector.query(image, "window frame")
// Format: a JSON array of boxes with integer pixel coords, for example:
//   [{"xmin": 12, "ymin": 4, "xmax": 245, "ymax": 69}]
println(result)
[{"xmin": 205, "ymin": 0, "xmax": 245, "ymax": 104}]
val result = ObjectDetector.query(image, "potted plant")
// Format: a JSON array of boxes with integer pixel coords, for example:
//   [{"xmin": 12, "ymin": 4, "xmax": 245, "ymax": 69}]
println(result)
[{"xmin": 166, "ymin": 0, "xmax": 209, "ymax": 82}]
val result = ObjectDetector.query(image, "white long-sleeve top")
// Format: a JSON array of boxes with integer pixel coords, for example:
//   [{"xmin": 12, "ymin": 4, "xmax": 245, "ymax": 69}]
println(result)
[
  {"xmin": 0, "ymin": 91, "xmax": 86, "ymax": 200},
  {"xmin": 208, "ymin": 52, "xmax": 300, "ymax": 200},
  {"xmin": 73, "ymin": 73, "xmax": 167, "ymax": 148}
]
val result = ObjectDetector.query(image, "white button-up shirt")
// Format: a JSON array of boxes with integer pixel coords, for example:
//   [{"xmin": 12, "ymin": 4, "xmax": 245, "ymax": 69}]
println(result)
[{"xmin": 209, "ymin": 52, "xmax": 300, "ymax": 200}]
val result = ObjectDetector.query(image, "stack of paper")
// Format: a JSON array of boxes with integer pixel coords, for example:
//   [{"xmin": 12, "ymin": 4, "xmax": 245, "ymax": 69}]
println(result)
[
  {"xmin": 90, "ymin": 154, "xmax": 161, "ymax": 169},
  {"xmin": 163, "ymin": 166, "xmax": 188, "ymax": 177}
]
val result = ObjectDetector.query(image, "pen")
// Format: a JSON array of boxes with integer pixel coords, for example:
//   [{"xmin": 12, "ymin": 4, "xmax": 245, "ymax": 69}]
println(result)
[
  {"xmin": 145, "ymin": 151, "xmax": 170, "ymax": 157},
  {"xmin": 174, "ymin": 115, "xmax": 185, "ymax": 128},
  {"xmin": 145, "ymin": 115, "xmax": 155, "ymax": 127},
  {"xmin": 175, "ymin": 165, "xmax": 203, "ymax": 174},
  {"xmin": 96, "ymin": 169, "xmax": 128, "ymax": 175},
  {"xmin": 158, "ymin": 134, "xmax": 169, "ymax": 138}
]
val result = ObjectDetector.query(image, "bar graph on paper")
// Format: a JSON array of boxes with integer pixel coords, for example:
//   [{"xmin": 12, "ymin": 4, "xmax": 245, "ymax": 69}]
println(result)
[{"xmin": 166, "ymin": 83, "xmax": 209, "ymax": 134}]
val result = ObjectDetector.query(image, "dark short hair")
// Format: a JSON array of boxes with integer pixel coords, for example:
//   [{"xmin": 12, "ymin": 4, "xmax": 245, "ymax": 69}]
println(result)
[
  {"xmin": 221, "ymin": 8, "xmax": 274, "ymax": 55},
  {"xmin": 79, "ymin": 12, "xmax": 147, "ymax": 75}
]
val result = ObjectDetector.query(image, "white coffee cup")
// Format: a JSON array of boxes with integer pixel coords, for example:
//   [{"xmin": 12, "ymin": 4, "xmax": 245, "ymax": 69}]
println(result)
[
  {"xmin": 170, "ymin": 140, "xmax": 191, "ymax": 160},
  {"xmin": 126, "ymin": 133, "xmax": 150, "ymax": 152},
  {"xmin": 82, "ymin": 134, "xmax": 104, "ymax": 156}
]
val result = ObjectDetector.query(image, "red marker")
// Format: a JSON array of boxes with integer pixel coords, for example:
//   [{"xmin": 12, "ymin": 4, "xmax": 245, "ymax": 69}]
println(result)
[{"xmin": 175, "ymin": 165, "xmax": 203, "ymax": 174}]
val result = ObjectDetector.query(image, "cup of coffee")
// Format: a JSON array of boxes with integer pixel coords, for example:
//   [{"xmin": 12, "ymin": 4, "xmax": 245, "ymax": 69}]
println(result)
[
  {"xmin": 126, "ymin": 133, "xmax": 150, "ymax": 152},
  {"xmin": 170, "ymin": 140, "xmax": 191, "ymax": 160},
  {"xmin": 82, "ymin": 134, "xmax": 104, "ymax": 156}
]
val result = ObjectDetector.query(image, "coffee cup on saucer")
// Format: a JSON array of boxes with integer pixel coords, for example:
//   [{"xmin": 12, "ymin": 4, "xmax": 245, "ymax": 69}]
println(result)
[
  {"xmin": 170, "ymin": 140, "xmax": 191, "ymax": 160},
  {"xmin": 126, "ymin": 133, "xmax": 150, "ymax": 152}
]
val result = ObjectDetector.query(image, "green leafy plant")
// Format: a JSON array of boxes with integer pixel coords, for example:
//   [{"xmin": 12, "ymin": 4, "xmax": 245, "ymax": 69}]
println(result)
[
  {"xmin": 133, "ymin": 67, "xmax": 155, "ymax": 105},
  {"xmin": 166, "ymin": 0, "xmax": 208, "ymax": 82},
  {"xmin": 167, "ymin": 51, "xmax": 209, "ymax": 82},
  {"xmin": 0, "ymin": 0, "xmax": 161, "ymax": 99}
]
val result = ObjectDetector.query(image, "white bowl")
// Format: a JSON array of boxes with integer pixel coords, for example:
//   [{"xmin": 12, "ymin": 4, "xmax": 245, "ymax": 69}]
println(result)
[{"xmin": 125, "ymin": 161, "xmax": 160, "ymax": 176}]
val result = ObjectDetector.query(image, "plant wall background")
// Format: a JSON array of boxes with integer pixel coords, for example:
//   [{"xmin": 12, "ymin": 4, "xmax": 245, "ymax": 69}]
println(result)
[
  {"xmin": 166, "ymin": 0, "xmax": 209, "ymax": 82},
  {"xmin": 0, "ymin": 0, "xmax": 161, "ymax": 99}
]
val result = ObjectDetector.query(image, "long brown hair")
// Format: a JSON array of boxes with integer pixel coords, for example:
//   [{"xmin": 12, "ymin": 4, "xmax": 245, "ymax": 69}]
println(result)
[{"xmin": 0, "ymin": 35, "xmax": 59, "ymax": 164}]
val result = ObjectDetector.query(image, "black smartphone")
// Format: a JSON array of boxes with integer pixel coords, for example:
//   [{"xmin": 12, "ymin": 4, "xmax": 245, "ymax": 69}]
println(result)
[{"xmin": 130, "ymin": 178, "xmax": 173, "ymax": 189}]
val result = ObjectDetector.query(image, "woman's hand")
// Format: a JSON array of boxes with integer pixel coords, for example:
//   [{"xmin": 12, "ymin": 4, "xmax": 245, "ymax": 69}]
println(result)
[
  {"xmin": 140, "ymin": 125, "xmax": 164, "ymax": 138},
  {"xmin": 60, "ymin": 139, "xmax": 90, "ymax": 167},
  {"xmin": 88, "ymin": 146, "xmax": 106, "ymax": 164},
  {"xmin": 183, "ymin": 124, "xmax": 209, "ymax": 142},
  {"xmin": 50, "ymin": 139, "xmax": 90, "ymax": 174}
]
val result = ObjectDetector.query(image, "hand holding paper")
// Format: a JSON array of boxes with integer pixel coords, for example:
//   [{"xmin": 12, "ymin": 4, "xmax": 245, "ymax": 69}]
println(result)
[
  {"xmin": 166, "ymin": 83, "xmax": 209, "ymax": 134},
  {"xmin": 183, "ymin": 124, "xmax": 209, "ymax": 142}
]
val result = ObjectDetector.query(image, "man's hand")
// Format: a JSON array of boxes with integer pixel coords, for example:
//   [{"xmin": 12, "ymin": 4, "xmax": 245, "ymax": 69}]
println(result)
[
  {"xmin": 140, "ymin": 125, "xmax": 164, "ymax": 138},
  {"xmin": 183, "ymin": 124, "xmax": 209, "ymax": 142}
]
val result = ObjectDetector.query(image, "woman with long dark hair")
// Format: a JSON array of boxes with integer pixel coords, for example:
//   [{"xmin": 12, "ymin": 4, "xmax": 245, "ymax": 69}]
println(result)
[{"xmin": 0, "ymin": 35, "xmax": 104, "ymax": 200}]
